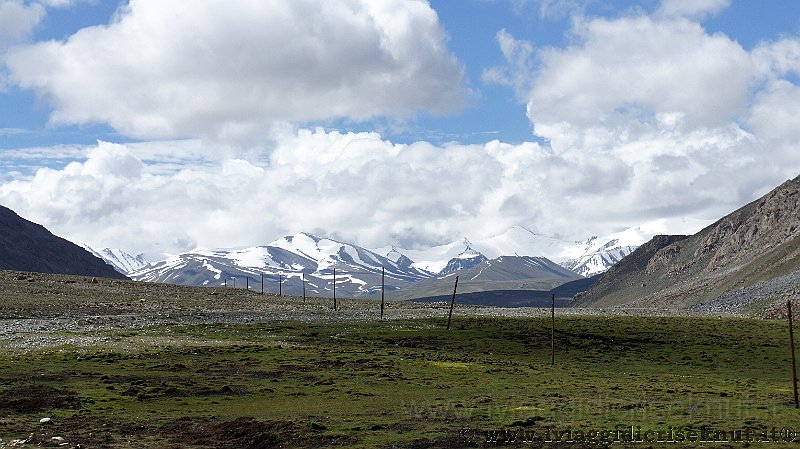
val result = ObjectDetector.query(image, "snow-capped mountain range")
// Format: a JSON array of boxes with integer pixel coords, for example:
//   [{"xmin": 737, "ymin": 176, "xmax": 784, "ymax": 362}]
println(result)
[
  {"xmin": 84, "ymin": 224, "xmax": 679, "ymax": 299},
  {"xmin": 375, "ymin": 225, "xmax": 643, "ymax": 277},
  {"xmin": 122, "ymin": 232, "xmax": 434, "ymax": 298}
]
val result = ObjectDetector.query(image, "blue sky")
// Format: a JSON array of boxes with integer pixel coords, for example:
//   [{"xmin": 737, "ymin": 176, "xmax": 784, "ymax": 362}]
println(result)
[{"xmin": 1, "ymin": 0, "xmax": 800, "ymax": 258}]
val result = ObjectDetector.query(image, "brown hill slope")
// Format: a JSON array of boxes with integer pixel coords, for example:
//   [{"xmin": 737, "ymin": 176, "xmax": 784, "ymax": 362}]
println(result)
[
  {"xmin": 0, "ymin": 205, "xmax": 128, "ymax": 280},
  {"xmin": 575, "ymin": 175, "xmax": 800, "ymax": 314}
]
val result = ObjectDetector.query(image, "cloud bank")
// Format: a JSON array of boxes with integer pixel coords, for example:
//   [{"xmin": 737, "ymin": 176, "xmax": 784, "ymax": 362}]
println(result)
[{"xmin": 0, "ymin": 126, "xmax": 763, "ymax": 259}]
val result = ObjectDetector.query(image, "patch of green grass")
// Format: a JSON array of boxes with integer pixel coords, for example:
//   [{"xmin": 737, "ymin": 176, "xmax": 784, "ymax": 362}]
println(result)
[{"xmin": 1, "ymin": 316, "xmax": 799, "ymax": 448}]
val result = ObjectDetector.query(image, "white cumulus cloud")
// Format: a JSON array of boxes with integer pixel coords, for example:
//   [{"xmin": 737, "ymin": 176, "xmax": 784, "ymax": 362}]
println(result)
[
  {"xmin": 528, "ymin": 15, "xmax": 753, "ymax": 134},
  {"xmin": 0, "ymin": 1, "xmax": 43, "ymax": 45},
  {"xmin": 476, "ymin": 5, "xmax": 800, "ymax": 244},
  {"xmin": 5, "ymin": 0, "xmax": 468, "ymax": 141}
]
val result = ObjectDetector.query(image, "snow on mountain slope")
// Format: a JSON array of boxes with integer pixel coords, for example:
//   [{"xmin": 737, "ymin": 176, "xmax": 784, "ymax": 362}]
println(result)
[
  {"xmin": 379, "ymin": 219, "xmax": 713, "ymax": 278},
  {"xmin": 384, "ymin": 238, "xmax": 476, "ymax": 274},
  {"xmin": 560, "ymin": 218, "xmax": 712, "ymax": 276},
  {"xmin": 439, "ymin": 248, "xmax": 487, "ymax": 275},
  {"xmin": 267, "ymin": 232, "xmax": 428, "ymax": 280},
  {"xmin": 83, "ymin": 246, "xmax": 149, "ymax": 275},
  {"xmin": 379, "ymin": 228, "xmax": 578, "ymax": 276},
  {"xmin": 564, "ymin": 246, "xmax": 637, "ymax": 277},
  {"xmin": 472, "ymin": 226, "xmax": 575, "ymax": 261}
]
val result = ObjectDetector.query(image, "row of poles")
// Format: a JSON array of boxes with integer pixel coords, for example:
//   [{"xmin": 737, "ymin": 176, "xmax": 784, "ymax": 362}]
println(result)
[
  {"xmin": 219, "ymin": 267, "xmax": 468, "ymax": 326},
  {"xmin": 221, "ymin": 267, "xmax": 394, "ymax": 319}
]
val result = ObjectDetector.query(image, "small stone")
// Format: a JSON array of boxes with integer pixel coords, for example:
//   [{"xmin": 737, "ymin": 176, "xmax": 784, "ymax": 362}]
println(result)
[
  {"xmin": 40, "ymin": 417, "xmax": 53, "ymax": 424},
  {"xmin": 52, "ymin": 436, "xmax": 65, "ymax": 441}
]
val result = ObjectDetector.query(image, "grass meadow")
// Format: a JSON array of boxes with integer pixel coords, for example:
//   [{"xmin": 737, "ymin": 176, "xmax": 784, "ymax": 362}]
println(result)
[{"xmin": 1, "ymin": 315, "xmax": 799, "ymax": 447}]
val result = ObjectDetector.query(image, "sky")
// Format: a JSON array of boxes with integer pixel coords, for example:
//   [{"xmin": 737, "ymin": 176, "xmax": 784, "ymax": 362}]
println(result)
[{"xmin": 1, "ymin": 0, "xmax": 800, "ymax": 260}]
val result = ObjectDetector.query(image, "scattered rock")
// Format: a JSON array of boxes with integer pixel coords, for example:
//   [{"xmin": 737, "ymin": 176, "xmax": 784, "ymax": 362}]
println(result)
[
  {"xmin": 39, "ymin": 417, "xmax": 53, "ymax": 424},
  {"xmin": 9, "ymin": 436, "xmax": 30, "ymax": 447}
]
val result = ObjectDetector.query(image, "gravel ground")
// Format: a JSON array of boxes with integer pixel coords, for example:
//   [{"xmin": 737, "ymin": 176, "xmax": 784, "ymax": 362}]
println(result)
[
  {"xmin": 0, "ymin": 305, "xmax": 736, "ymax": 351},
  {"xmin": 689, "ymin": 269, "xmax": 800, "ymax": 316},
  {"xmin": 0, "ymin": 269, "xmax": 746, "ymax": 351}
]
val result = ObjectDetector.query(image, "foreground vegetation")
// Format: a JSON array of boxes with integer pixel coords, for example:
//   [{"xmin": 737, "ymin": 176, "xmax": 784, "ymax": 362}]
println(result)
[{"xmin": 1, "ymin": 314, "xmax": 798, "ymax": 448}]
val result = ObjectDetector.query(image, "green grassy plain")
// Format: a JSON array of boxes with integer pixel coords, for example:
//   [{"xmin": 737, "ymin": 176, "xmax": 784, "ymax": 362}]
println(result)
[{"xmin": 1, "ymin": 315, "xmax": 799, "ymax": 447}]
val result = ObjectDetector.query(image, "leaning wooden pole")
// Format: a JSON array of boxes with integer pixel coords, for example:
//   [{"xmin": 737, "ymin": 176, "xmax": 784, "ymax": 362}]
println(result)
[
  {"xmin": 551, "ymin": 294, "xmax": 556, "ymax": 366},
  {"xmin": 333, "ymin": 268, "xmax": 337, "ymax": 310},
  {"xmin": 789, "ymin": 300, "xmax": 799, "ymax": 409},
  {"xmin": 381, "ymin": 267, "xmax": 385, "ymax": 320},
  {"xmin": 446, "ymin": 276, "xmax": 459, "ymax": 330}
]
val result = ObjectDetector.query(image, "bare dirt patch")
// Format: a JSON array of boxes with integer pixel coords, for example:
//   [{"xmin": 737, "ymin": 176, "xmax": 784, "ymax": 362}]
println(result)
[
  {"xmin": 0, "ymin": 384, "xmax": 87, "ymax": 413},
  {"xmin": 163, "ymin": 417, "xmax": 357, "ymax": 448}
]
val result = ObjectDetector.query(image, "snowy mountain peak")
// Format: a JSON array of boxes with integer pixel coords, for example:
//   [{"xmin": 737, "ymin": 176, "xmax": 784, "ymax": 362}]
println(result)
[
  {"xmin": 273, "ymin": 232, "xmax": 322, "ymax": 246},
  {"xmin": 472, "ymin": 226, "xmax": 574, "ymax": 261},
  {"xmin": 384, "ymin": 245, "xmax": 404, "ymax": 263},
  {"xmin": 456, "ymin": 247, "xmax": 482, "ymax": 259},
  {"xmin": 83, "ymin": 246, "xmax": 149, "ymax": 275},
  {"xmin": 440, "ymin": 251, "xmax": 488, "ymax": 275}
]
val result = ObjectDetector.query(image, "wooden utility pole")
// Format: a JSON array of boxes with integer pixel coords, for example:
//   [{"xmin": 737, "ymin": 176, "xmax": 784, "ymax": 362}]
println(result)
[
  {"xmin": 333, "ymin": 268, "xmax": 337, "ymax": 310},
  {"xmin": 380, "ymin": 267, "xmax": 385, "ymax": 320},
  {"xmin": 260, "ymin": 273, "xmax": 264, "ymax": 295},
  {"xmin": 789, "ymin": 300, "xmax": 799, "ymax": 408},
  {"xmin": 278, "ymin": 274, "xmax": 282, "ymax": 297},
  {"xmin": 224, "ymin": 279, "xmax": 227, "ymax": 288},
  {"xmin": 446, "ymin": 276, "xmax": 459, "ymax": 330},
  {"xmin": 551, "ymin": 294, "xmax": 556, "ymax": 366},
  {"xmin": 302, "ymin": 273, "xmax": 306, "ymax": 303},
  {"xmin": 233, "ymin": 278, "xmax": 236, "ymax": 289},
  {"xmin": 246, "ymin": 277, "xmax": 249, "ymax": 291}
]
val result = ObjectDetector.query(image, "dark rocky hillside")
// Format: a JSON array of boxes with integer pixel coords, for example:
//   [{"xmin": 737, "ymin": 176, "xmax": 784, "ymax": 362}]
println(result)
[
  {"xmin": 576, "ymin": 175, "xmax": 800, "ymax": 315},
  {"xmin": 0, "ymin": 205, "xmax": 128, "ymax": 280}
]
